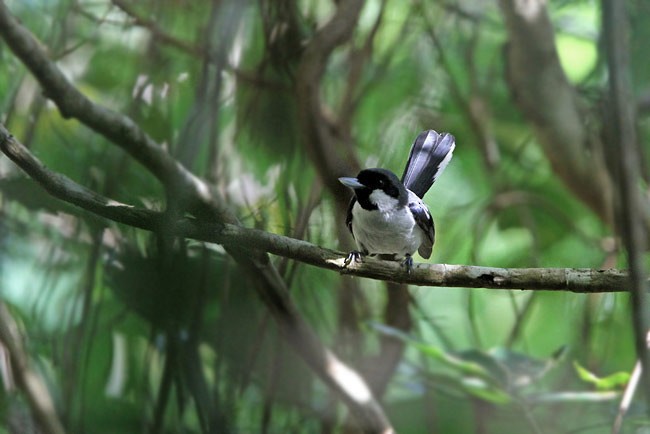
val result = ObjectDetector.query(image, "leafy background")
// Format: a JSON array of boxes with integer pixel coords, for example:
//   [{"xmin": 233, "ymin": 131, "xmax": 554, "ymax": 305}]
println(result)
[{"xmin": 0, "ymin": 0, "xmax": 648, "ymax": 433}]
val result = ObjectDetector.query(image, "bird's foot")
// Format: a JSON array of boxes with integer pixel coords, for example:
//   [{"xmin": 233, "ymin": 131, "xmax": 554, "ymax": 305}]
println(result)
[
  {"xmin": 401, "ymin": 254, "xmax": 414, "ymax": 274},
  {"xmin": 343, "ymin": 250, "xmax": 363, "ymax": 268}
]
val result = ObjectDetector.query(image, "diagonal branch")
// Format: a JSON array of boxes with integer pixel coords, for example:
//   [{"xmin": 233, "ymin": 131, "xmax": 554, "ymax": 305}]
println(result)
[
  {"xmin": 0, "ymin": 303, "xmax": 66, "ymax": 434},
  {"xmin": 0, "ymin": 124, "xmax": 629, "ymax": 294}
]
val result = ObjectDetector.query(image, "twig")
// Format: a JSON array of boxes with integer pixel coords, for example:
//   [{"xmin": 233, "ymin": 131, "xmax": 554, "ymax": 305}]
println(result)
[
  {"xmin": 612, "ymin": 360, "xmax": 642, "ymax": 434},
  {"xmin": 110, "ymin": 0, "xmax": 205, "ymax": 58}
]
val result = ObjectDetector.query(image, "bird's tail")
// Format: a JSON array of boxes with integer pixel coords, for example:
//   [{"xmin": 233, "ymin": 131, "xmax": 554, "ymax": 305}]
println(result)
[{"xmin": 400, "ymin": 130, "xmax": 455, "ymax": 198}]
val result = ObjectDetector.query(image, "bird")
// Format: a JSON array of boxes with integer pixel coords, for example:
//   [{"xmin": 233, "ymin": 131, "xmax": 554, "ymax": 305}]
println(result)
[{"xmin": 338, "ymin": 129, "xmax": 455, "ymax": 272}]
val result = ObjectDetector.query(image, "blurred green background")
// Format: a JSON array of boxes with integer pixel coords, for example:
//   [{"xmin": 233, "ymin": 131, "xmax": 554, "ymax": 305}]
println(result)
[{"xmin": 1, "ymin": 0, "xmax": 649, "ymax": 433}]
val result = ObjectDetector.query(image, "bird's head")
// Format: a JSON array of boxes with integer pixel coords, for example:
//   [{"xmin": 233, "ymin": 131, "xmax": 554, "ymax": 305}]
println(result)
[{"xmin": 339, "ymin": 168, "xmax": 408, "ymax": 210}]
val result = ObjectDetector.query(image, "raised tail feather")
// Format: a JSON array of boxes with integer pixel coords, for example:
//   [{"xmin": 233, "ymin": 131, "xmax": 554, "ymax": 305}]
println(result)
[{"xmin": 400, "ymin": 130, "xmax": 455, "ymax": 198}]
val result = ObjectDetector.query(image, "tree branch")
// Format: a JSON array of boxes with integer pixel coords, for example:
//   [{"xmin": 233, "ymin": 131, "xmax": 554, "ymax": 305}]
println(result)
[
  {"xmin": 185, "ymin": 221, "xmax": 627, "ymax": 293},
  {"xmin": 0, "ymin": 124, "xmax": 629, "ymax": 294}
]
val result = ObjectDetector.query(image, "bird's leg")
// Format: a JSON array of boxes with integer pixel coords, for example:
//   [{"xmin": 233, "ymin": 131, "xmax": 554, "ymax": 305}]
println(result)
[
  {"xmin": 401, "ymin": 254, "xmax": 414, "ymax": 274},
  {"xmin": 343, "ymin": 250, "xmax": 363, "ymax": 267}
]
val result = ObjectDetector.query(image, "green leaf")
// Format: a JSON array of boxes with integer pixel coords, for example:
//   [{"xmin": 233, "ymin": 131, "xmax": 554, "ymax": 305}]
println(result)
[
  {"xmin": 574, "ymin": 361, "xmax": 630, "ymax": 390},
  {"xmin": 460, "ymin": 376, "xmax": 512, "ymax": 404}
]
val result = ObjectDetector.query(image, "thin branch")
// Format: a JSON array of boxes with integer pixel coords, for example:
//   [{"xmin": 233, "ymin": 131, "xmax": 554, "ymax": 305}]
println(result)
[
  {"xmin": 110, "ymin": 0, "xmax": 205, "ymax": 58},
  {"xmin": 0, "ymin": 125, "xmax": 629, "ymax": 294},
  {"xmin": 0, "ymin": 303, "xmax": 67, "ymax": 434},
  {"xmin": 613, "ymin": 360, "xmax": 643, "ymax": 434}
]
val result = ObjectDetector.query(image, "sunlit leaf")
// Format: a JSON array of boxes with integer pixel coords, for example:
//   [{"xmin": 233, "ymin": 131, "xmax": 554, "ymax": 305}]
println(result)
[{"xmin": 574, "ymin": 361, "xmax": 631, "ymax": 391}]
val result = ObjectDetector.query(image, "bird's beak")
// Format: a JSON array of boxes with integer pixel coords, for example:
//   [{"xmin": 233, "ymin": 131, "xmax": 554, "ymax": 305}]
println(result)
[{"xmin": 338, "ymin": 177, "xmax": 364, "ymax": 189}]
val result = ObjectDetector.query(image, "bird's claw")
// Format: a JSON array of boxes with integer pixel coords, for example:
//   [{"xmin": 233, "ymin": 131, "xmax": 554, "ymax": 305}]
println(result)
[
  {"xmin": 401, "ymin": 255, "xmax": 414, "ymax": 274},
  {"xmin": 343, "ymin": 251, "xmax": 363, "ymax": 268}
]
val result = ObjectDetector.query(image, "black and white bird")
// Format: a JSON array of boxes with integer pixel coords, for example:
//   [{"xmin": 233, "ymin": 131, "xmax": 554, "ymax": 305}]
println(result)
[{"xmin": 338, "ymin": 130, "xmax": 455, "ymax": 271}]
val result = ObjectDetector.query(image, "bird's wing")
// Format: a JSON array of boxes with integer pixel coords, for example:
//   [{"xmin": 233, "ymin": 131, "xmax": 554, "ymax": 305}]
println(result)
[
  {"xmin": 409, "ymin": 199, "xmax": 435, "ymax": 259},
  {"xmin": 401, "ymin": 130, "xmax": 456, "ymax": 199},
  {"xmin": 345, "ymin": 197, "xmax": 371, "ymax": 254},
  {"xmin": 346, "ymin": 197, "xmax": 356, "ymax": 236}
]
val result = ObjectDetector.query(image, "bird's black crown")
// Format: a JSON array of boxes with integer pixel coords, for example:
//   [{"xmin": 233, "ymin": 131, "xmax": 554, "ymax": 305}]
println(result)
[{"xmin": 354, "ymin": 168, "xmax": 408, "ymax": 208}]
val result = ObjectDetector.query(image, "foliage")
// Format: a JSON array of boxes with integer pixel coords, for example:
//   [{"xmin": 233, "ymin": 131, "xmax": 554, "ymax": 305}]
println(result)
[{"xmin": 1, "ymin": 0, "xmax": 649, "ymax": 433}]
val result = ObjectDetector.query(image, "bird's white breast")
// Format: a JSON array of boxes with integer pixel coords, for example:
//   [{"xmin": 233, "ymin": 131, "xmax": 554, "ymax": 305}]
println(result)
[{"xmin": 351, "ymin": 191, "xmax": 424, "ymax": 258}]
